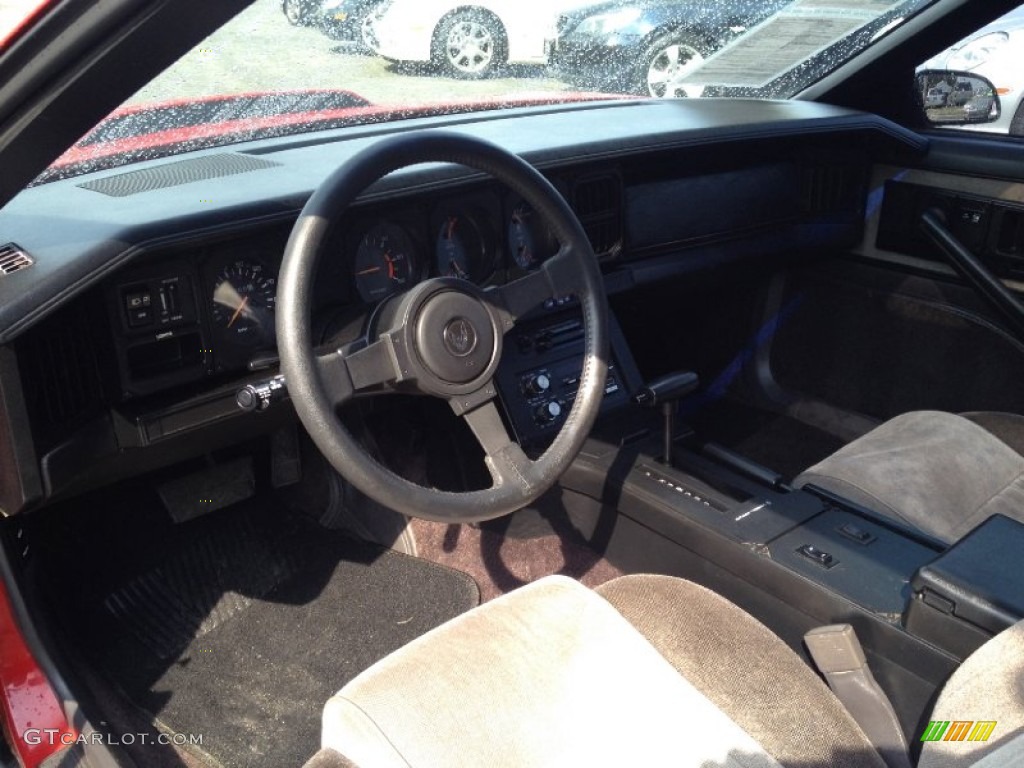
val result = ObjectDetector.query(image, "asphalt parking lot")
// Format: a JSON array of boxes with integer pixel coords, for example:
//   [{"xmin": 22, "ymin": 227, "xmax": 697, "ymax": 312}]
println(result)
[{"xmin": 130, "ymin": 0, "xmax": 570, "ymax": 107}]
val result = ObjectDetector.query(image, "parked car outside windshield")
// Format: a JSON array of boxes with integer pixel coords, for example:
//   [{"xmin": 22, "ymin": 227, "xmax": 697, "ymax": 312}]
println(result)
[
  {"xmin": 547, "ymin": 0, "xmax": 792, "ymax": 97},
  {"xmin": 364, "ymin": 0, "xmax": 598, "ymax": 78},
  {"xmin": 319, "ymin": 0, "xmax": 384, "ymax": 48}
]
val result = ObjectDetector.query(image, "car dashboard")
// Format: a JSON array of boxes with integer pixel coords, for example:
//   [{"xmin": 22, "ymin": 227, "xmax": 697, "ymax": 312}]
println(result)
[{"xmin": 0, "ymin": 98, "xmax": 928, "ymax": 515}]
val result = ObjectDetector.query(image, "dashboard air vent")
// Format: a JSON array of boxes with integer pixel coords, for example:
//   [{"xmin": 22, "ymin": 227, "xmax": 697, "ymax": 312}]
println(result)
[
  {"xmin": 18, "ymin": 299, "xmax": 106, "ymax": 451},
  {"xmin": 572, "ymin": 173, "xmax": 623, "ymax": 258},
  {"xmin": 0, "ymin": 243, "xmax": 33, "ymax": 276},
  {"xmin": 800, "ymin": 164, "xmax": 863, "ymax": 215},
  {"xmin": 77, "ymin": 153, "xmax": 281, "ymax": 197}
]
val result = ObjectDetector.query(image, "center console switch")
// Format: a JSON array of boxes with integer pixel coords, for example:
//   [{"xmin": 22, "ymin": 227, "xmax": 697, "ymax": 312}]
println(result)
[
  {"xmin": 904, "ymin": 514, "xmax": 1024, "ymax": 659},
  {"xmin": 495, "ymin": 305, "xmax": 641, "ymax": 453},
  {"xmin": 769, "ymin": 505, "xmax": 937, "ymax": 617}
]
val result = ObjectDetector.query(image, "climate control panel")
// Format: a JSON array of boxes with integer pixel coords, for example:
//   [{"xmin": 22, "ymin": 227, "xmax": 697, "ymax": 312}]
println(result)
[{"xmin": 495, "ymin": 305, "xmax": 639, "ymax": 453}]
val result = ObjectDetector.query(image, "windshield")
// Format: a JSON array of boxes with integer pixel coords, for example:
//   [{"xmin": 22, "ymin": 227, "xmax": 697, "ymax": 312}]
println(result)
[{"xmin": 40, "ymin": 0, "xmax": 936, "ymax": 181}]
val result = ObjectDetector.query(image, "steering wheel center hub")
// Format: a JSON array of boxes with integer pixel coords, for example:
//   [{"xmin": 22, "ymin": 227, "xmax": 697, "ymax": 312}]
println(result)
[
  {"xmin": 443, "ymin": 317, "xmax": 478, "ymax": 357},
  {"xmin": 414, "ymin": 288, "xmax": 497, "ymax": 385}
]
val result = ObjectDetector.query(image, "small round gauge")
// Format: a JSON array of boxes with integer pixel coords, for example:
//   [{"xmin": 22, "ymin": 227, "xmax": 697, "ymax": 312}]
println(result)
[
  {"xmin": 436, "ymin": 214, "xmax": 488, "ymax": 282},
  {"xmin": 210, "ymin": 259, "xmax": 277, "ymax": 349},
  {"xmin": 508, "ymin": 202, "xmax": 558, "ymax": 270},
  {"xmin": 354, "ymin": 222, "xmax": 418, "ymax": 303}
]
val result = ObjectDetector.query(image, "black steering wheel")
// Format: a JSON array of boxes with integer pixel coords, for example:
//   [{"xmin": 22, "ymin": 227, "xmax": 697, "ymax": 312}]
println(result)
[{"xmin": 276, "ymin": 132, "xmax": 608, "ymax": 523}]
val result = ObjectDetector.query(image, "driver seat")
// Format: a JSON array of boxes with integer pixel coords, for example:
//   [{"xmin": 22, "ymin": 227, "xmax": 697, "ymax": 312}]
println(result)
[{"xmin": 306, "ymin": 574, "xmax": 1024, "ymax": 767}]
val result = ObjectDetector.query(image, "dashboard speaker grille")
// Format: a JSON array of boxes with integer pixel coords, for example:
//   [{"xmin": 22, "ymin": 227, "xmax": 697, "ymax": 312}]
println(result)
[
  {"xmin": 0, "ymin": 243, "xmax": 33, "ymax": 276},
  {"xmin": 77, "ymin": 153, "xmax": 281, "ymax": 197}
]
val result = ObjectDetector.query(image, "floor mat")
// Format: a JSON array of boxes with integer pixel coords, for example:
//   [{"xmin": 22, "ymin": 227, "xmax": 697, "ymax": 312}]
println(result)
[
  {"xmin": 686, "ymin": 399, "xmax": 847, "ymax": 481},
  {"xmin": 69, "ymin": 501, "xmax": 478, "ymax": 768}
]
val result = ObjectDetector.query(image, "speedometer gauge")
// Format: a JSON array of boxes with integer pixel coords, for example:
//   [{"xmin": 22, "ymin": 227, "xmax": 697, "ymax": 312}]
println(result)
[
  {"xmin": 210, "ymin": 259, "xmax": 277, "ymax": 350},
  {"xmin": 354, "ymin": 222, "xmax": 418, "ymax": 303}
]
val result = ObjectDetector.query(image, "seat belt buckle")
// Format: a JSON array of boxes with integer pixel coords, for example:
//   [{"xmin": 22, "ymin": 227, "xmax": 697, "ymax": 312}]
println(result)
[
  {"xmin": 805, "ymin": 624, "xmax": 866, "ymax": 674},
  {"xmin": 805, "ymin": 624, "xmax": 912, "ymax": 768}
]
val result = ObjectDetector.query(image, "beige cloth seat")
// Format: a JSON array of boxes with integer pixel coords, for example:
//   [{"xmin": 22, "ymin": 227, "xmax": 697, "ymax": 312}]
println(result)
[
  {"xmin": 311, "ymin": 574, "xmax": 1024, "ymax": 767},
  {"xmin": 308, "ymin": 573, "xmax": 1024, "ymax": 767},
  {"xmin": 317, "ymin": 574, "xmax": 881, "ymax": 767},
  {"xmin": 795, "ymin": 411, "xmax": 1024, "ymax": 544}
]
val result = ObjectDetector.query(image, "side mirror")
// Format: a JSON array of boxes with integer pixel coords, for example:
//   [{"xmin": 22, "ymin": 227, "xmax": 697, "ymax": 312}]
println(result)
[{"xmin": 916, "ymin": 70, "xmax": 1001, "ymax": 126}]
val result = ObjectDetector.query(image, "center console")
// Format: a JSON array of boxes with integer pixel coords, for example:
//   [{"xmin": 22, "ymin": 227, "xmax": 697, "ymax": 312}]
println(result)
[{"xmin": 567, "ymin": 416, "xmax": 1024, "ymax": 655}]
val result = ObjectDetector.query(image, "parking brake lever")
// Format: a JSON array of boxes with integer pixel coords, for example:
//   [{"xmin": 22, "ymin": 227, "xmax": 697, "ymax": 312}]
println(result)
[{"xmin": 634, "ymin": 371, "xmax": 700, "ymax": 465}]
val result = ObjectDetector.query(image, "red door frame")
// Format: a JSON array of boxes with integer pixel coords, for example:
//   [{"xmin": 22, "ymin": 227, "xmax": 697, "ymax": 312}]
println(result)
[{"xmin": 0, "ymin": 578, "xmax": 76, "ymax": 768}]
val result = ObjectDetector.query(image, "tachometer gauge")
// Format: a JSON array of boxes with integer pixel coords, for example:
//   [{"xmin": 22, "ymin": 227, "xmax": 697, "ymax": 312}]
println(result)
[
  {"xmin": 354, "ymin": 222, "xmax": 418, "ymax": 303},
  {"xmin": 210, "ymin": 259, "xmax": 277, "ymax": 349},
  {"xmin": 508, "ymin": 202, "xmax": 558, "ymax": 270},
  {"xmin": 436, "ymin": 214, "xmax": 487, "ymax": 282}
]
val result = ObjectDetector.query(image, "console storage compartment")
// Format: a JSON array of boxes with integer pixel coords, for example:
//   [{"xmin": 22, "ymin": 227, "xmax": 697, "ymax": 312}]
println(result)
[{"xmin": 904, "ymin": 514, "xmax": 1024, "ymax": 659}]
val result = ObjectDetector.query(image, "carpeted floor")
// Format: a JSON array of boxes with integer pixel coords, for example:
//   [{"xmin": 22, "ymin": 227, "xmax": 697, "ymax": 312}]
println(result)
[
  {"xmin": 52, "ymin": 498, "xmax": 478, "ymax": 768},
  {"xmin": 410, "ymin": 506, "xmax": 623, "ymax": 603}
]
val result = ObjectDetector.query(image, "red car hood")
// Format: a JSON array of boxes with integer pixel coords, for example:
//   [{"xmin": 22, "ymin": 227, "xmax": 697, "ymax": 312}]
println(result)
[{"xmin": 38, "ymin": 89, "xmax": 631, "ymax": 184}]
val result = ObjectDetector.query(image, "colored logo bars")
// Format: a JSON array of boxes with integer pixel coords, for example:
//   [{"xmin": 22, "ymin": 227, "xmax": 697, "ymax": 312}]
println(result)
[{"xmin": 920, "ymin": 721, "xmax": 997, "ymax": 743}]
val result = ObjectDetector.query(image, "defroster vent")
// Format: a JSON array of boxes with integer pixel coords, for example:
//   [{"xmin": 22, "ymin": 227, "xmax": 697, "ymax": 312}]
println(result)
[
  {"xmin": 77, "ymin": 153, "xmax": 281, "ymax": 197},
  {"xmin": 0, "ymin": 243, "xmax": 33, "ymax": 276}
]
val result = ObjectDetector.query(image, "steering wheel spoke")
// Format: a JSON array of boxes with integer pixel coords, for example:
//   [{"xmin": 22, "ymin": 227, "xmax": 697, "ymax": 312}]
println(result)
[
  {"xmin": 491, "ymin": 245, "xmax": 584, "ymax": 329},
  {"xmin": 314, "ymin": 349, "xmax": 354, "ymax": 405},
  {"xmin": 460, "ymin": 399, "xmax": 513, "ymax": 456},
  {"xmin": 460, "ymin": 399, "xmax": 535, "ymax": 492},
  {"xmin": 316, "ymin": 335, "xmax": 407, "ymax": 405}
]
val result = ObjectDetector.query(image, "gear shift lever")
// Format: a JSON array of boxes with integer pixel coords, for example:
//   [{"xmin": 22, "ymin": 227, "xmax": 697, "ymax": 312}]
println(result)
[{"xmin": 633, "ymin": 371, "xmax": 700, "ymax": 465}]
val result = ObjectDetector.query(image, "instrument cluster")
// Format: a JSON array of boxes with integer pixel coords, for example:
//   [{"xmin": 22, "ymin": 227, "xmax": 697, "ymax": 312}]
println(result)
[
  {"xmin": 348, "ymin": 188, "xmax": 561, "ymax": 305},
  {"xmin": 184, "ymin": 185, "xmax": 563, "ymax": 376}
]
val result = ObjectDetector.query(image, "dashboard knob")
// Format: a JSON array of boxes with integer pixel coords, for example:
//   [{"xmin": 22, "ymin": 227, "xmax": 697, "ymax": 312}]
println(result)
[
  {"xmin": 236, "ymin": 374, "xmax": 287, "ymax": 413},
  {"xmin": 522, "ymin": 373, "xmax": 551, "ymax": 396},
  {"xmin": 534, "ymin": 400, "xmax": 562, "ymax": 424}
]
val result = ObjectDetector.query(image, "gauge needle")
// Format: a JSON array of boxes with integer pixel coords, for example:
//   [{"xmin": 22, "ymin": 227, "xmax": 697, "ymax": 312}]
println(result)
[
  {"xmin": 356, "ymin": 266, "xmax": 381, "ymax": 275},
  {"xmin": 227, "ymin": 296, "xmax": 249, "ymax": 328},
  {"xmin": 449, "ymin": 258, "xmax": 466, "ymax": 278},
  {"xmin": 213, "ymin": 281, "xmax": 243, "ymax": 309}
]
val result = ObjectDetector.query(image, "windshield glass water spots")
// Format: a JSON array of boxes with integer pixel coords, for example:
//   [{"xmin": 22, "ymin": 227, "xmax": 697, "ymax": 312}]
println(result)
[{"xmin": 39, "ymin": 0, "xmax": 937, "ymax": 182}]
